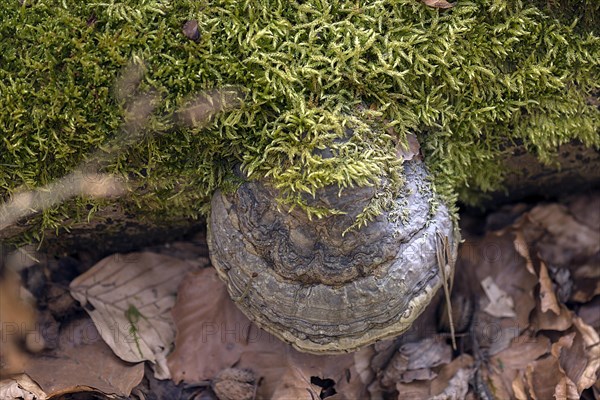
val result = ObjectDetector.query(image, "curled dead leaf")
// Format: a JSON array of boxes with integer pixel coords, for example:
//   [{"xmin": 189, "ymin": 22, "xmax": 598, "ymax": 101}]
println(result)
[
  {"xmin": 538, "ymin": 261, "xmax": 561, "ymax": 315},
  {"xmin": 513, "ymin": 230, "xmax": 535, "ymax": 275},
  {"xmin": 531, "ymin": 302, "xmax": 573, "ymax": 332},
  {"xmin": 571, "ymin": 317, "xmax": 600, "ymax": 393}
]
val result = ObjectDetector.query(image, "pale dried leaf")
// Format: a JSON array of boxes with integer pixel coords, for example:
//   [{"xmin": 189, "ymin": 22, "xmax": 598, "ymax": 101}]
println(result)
[
  {"xmin": 421, "ymin": 0, "xmax": 454, "ymax": 8},
  {"xmin": 513, "ymin": 231, "xmax": 535, "ymax": 275},
  {"xmin": 0, "ymin": 375, "xmax": 46, "ymax": 400},
  {"xmin": 269, "ymin": 365, "xmax": 321, "ymax": 399},
  {"xmin": 401, "ymin": 368, "xmax": 437, "ymax": 383},
  {"xmin": 70, "ymin": 252, "xmax": 198, "ymax": 379},
  {"xmin": 429, "ymin": 368, "xmax": 473, "ymax": 400},
  {"xmin": 167, "ymin": 268, "xmax": 367, "ymax": 399},
  {"xmin": 25, "ymin": 318, "xmax": 144, "ymax": 398},
  {"xmin": 395, "ymin": 355, "xmax": 474, "ymax": 399},
  {"xmin": 403, "ymin": 339, "xmax": 452, "ymax": 370},
  {"xmin": 543, "ymin": 337, "xmax": 581, "ymax": 400},
  {"xmin": 538, "ymin": 261, "xmax": 560, "ymax": 314},
  {"xmin": 524, "ymin": 364, "xmax": 536, "ymax": 400},
  {"xmin": 553, "ymin": 376, "xmax": 580, "ymax": 400},
  {"xmin": 383, "ymin": 338, "xmax": 452, "ymax": 386},
  {"xmin": 480, "ymin": 276, "xmax": 517, "ymax": 318},
  {"xmin": 397, "ymin": 133, "xmax": 421, "ymax": 161},
  {"xmin": 572, "ymin": 317, "xmax": 600, "ymax": 392},
  {"xmin": 512, "ymin": 374, "xmax": 528, "ymax": 400},
  {"xmin": 454, "ymin": 230, "xmax": 536, "ymax": 354}
]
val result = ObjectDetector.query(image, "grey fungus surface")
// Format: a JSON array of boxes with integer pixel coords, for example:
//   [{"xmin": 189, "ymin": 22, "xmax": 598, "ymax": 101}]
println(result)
[{"xmin": 208, "ymin": 160, "xmax": 458, "ymax": 354}]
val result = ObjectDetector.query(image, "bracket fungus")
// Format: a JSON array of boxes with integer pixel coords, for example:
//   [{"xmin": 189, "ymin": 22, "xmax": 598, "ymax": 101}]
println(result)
[{"xmin": 208, "ymin": 159, "xmax": 458, "ymax": 354}]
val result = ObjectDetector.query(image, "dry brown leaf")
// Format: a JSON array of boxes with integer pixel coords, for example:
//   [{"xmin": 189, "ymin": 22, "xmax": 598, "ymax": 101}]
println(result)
[
  {"xmin": 488, "ymin": 334, "xmax": 550, "ymax": 398},
  {"xmin": 211, "ymin": 368, "xmax": 256, "ymax": 400},
  {"xmin": 397, "ymin": 133, "xmax": 421, "ymax": 161},
  {"xmin": 527, "ymin": 204, "xmax": 600, "ymax": 266},
  {"xmin": 0, "ymin": 375, "xmax": 47, "ymax": 400},
  {"xmin": 571, "ymin": 258, "xmax": 600, "ymax": 302},
  {"xmin": 553, "ymin": 376, "xmax": 580, "ymax": 400},
  {"xmin": 420, "ymin": 0, "xmax": 454, "ymax": 8},
  {"xmin": 456, "ymin": 231, "xmax": 537, "ymax": 341},
  {"xmin": 531, "ymin": 302, "xmax": 573, "ymax": 332},
  {"xmin": 382, "ymin": 338, "xmax": 452, "ymax": 386},
  {"xmin": 167, "ymin": 268, "xmax": 368, "ymax": 399},
  {"xmin": 511, "ymin": 373, "xmax": 528, "ymax": 400},
  {"xmin": 395, "ymin": 354, "xmax": 474, "ymax": 399},
  {"xmin": 549, "ymin": 333, "xmax": 580, "ymax": 400},
  {"xmin": 538, "ymin": 261, "xmax": 560, "ymax": 315},
  {"xmin": 514, "ymin": 197, "xmax": 599, "ymax": 304},
  {"xmin": 480, "ymin": 276, "xmax": 517, "ymax": 318},
  {"xmin": 524, "ymin": 355, "xmax": 564, "ymax": 400},
  {"xmin": 567, "ymin": 193, "xmax": 600, "ymax": 231},
  {"xmin": 429, "ymin": 368, "xmax": 473, "ymax": 400},
  {"xmin": 25, "ymin": 318, "xmax": 144, "ymax": 398},
  {"xmin": 570, "ymin": 317, "xmax": 600, "ymax": 393},
  {"xmin": 70, "ymin": 252, "xmax": 199, "ymax": 379},
  {"xmin": 577, "ymin": 296, "xmax": 600, "ymax": 328},
  {"xmin": 513, "ymin": 230, "xmax": 536, "ymax": 275}
]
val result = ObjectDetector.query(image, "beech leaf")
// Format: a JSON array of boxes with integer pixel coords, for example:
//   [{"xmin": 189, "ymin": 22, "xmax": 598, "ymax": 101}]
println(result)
[{"xmin": 70, "ymin": 252, "xmax": 199, "ymax": 379}]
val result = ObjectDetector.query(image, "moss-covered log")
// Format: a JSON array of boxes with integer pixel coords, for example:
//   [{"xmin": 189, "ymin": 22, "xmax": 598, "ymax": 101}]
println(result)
[{"xmin": 1, "ymin": 0, "xmax": 598, "ymax": 251}]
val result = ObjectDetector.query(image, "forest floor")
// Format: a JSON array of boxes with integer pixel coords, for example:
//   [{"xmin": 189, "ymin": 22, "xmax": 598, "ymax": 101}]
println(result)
[{"xmin": 1, "ymin": 192, "xmax": 599, "ymax": 400}]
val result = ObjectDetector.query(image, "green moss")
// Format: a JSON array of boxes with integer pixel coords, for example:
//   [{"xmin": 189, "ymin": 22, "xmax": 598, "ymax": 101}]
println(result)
[{"xmin": 1, "ymin": 0, "xmax": 599, "ymax": 238}]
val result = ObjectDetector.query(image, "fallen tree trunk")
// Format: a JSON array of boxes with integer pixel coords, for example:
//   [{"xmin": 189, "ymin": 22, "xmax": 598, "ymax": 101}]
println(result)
[{"xmin": 1, "ymin": 141, "xmax": 598, "ymax": 255}]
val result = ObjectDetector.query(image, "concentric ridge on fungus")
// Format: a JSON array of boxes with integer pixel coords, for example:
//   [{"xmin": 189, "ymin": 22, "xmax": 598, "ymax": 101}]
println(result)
[{"xmin": 208, "ymin": 159, "xmax": 458, "ymax": 353}]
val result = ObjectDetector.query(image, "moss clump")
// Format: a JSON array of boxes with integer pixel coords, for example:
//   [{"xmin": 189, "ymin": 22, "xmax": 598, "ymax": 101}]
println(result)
[{"xmin": 0, "ymin": 0, "xmax": 599, "ymax": 238}]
